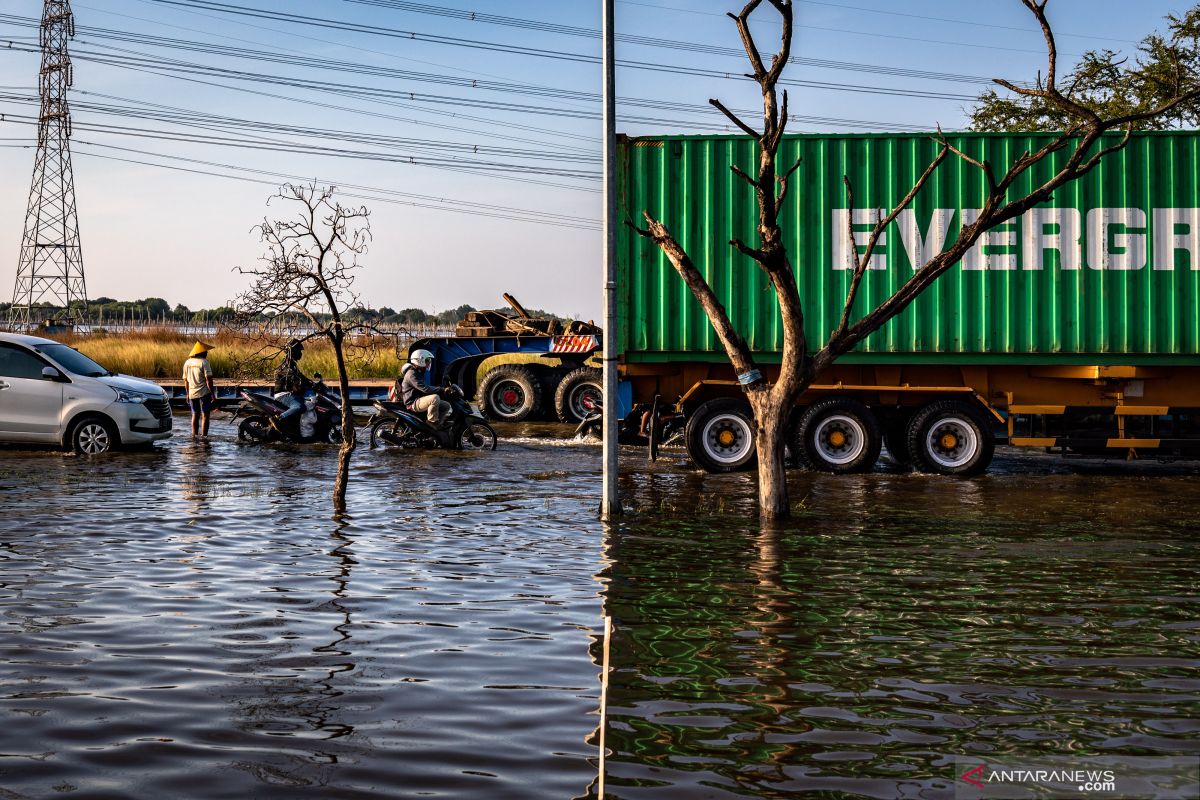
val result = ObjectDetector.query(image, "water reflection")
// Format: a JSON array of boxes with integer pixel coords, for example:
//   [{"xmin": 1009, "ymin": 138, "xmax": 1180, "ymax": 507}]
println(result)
[
  {"xmin": 590, "ymin": 462, "xmax": 1200, "ymax": 798},
  {"xmin": 0, "ymin": 430, "xmax": 1197, "ymax": 799}
]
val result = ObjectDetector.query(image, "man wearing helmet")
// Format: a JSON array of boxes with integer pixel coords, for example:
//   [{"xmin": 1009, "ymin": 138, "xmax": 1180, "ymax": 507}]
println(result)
[
  {"xmin": 272, "ymin": 338, "xmax": 314, "ymax": 433},
  {"xmin": 399, "ymin": 349, "xmax": 451, "ymax": 427}
]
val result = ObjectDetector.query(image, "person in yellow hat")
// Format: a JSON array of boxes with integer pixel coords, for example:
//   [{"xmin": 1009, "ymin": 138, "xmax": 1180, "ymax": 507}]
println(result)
[{"xmin": 183, "ymin": 341, "xmax": 216, "ymax": 438}]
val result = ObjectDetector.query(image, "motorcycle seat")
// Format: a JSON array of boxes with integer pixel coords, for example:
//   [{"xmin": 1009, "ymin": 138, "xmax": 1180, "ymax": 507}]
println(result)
[{"xmin": 377, "ymin": 400, "xmax": 408, "ymax": 413}]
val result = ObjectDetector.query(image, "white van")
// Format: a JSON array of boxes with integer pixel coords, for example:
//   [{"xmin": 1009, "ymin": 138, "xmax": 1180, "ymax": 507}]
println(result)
[{"xmin": 0, "ymin": 332, "xmax": 172, "ymax": 454}]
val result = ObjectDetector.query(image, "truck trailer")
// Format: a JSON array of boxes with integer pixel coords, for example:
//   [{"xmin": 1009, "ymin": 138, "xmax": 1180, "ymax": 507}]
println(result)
[{"xmin": 617, "ymin": 131, "xmax": 1200, "ymax": 474}]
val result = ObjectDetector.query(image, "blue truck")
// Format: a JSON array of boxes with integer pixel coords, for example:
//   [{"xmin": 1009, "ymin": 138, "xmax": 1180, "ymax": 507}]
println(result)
[{"xmin": 411, "ymin": 296, "xmax": 603, "ymax": 423}]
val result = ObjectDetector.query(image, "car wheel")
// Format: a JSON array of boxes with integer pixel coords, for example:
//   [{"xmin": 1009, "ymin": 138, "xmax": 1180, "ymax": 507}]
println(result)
[{"xmin": 70, "ymin": 416, "xmax": 117, "ymax": 455}]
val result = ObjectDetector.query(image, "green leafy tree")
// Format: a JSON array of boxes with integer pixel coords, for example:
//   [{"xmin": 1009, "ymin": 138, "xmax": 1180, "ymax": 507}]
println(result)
[{"xmin": 971, "ymin": 5, "xmax": 1200, "ymax": 131}]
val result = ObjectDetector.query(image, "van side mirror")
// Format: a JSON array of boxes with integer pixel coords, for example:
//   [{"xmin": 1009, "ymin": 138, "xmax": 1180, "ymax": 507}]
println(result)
[{"xmin": 41, "ymin": 366, "xmax": 64, "ymax": 381}]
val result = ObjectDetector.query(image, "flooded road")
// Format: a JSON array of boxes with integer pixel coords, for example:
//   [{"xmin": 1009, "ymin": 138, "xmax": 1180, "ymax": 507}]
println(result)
[{"xmin": 0, "ymin": 420, "xmax": 1197, "ymax": 798}]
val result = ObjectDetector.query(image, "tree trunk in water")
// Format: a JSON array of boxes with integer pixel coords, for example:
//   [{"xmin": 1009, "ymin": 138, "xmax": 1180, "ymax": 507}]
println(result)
[
  {"xmin": 332, "ymin": 335, "xmax": 356, "ymax": 513},
  {"xmin": 750, "ymin": 395, "xmax": 789, "ymax": 520}
]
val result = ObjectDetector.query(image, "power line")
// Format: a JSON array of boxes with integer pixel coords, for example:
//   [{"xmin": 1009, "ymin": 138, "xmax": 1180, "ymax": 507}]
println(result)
[
  {"xmin": 134, "ymin": 0, "xmax": 981, "ymax": 100},
  {"xmin": 345, "ymin": 0, "xmax": 1014, "ymax": 86}
]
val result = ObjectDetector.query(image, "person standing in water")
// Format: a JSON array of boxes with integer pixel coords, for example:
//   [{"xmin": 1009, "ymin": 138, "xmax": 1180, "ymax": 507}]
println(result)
[{"xmin": 183, "ymin": 341, "xmax": 216, "ymax": 438}]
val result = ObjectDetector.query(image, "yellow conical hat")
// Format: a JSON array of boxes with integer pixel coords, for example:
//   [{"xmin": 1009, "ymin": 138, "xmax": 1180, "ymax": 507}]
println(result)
[{"xmin": 189, "ymin": 341, "xmax": 214, "ymax": 357}]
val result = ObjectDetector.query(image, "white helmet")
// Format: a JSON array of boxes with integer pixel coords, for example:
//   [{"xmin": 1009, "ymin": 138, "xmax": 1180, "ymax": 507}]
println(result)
[{"xmin": 409, "ymin": 348, "xmax": 434, "ymax": 367}]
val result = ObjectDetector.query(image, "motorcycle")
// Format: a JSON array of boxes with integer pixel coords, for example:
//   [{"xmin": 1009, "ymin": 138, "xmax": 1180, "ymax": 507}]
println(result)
[
  {"xmin": 367, "ymin": 383, "xmax": 498, "ymax": 451},
  {"xmin": 575, "ymin": 394, "xmax": 685, "ymax": 460},
  {"xmin": 233, "ymin": 374, "xmax": 349, "ymax": 444}
]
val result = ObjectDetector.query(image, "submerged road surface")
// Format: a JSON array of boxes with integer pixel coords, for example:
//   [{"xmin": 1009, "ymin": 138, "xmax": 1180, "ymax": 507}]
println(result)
[{"xmin": 0, "ymin": 422, "xmax": 1196, "ymax": 798}]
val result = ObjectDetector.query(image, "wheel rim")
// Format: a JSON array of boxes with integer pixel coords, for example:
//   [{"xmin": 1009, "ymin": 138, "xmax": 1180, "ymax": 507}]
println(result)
[
  {"xmin": 77, "ymin": 423, "xmax": 110, "ymax": 454},
  {"xmin": 925, "ymin": 416, "xmax": 979, "ymax": 468},
  {"xmin": 460, "ymin": 423, "xmax": 497, "ymax": 450},
  {"xmin": 373, "ymin": 420, "xmax": 405, "ymax": 448},
  {"xmin": 813, "ymin": 414, "xmax": 866, "ymax": 465},
  {"xmin": 241, "ymin": 418, "xmax": 270, "ymax": 441},
  {"xmin": 489, "ymin": 380, "xmax": 526, "ymax": 416},
  {"xmin": 567, "ymin": 383, "xmax": 602, "ymax": 421},
  {"xmin": 701, "ymin": 412, "xmax": 753, "ymax": 465}
]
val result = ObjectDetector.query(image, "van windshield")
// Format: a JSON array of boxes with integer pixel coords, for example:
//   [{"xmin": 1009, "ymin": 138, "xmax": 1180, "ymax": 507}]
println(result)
[{"xmin": 37, "ymin": 343, "xmax": 112, "ymax": 378}]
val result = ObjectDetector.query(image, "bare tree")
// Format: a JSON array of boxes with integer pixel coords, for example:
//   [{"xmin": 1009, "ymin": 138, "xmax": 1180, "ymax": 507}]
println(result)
[
  {"xmin": 234, "ymin": 183, "xmax": 372, "ymax": 512},
  {"xmin": 635, "ymin": 0, "xmax": 1200, "ymax": 519}
]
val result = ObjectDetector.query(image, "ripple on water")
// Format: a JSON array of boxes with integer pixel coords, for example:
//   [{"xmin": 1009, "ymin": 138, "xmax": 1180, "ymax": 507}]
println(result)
[{"xmin": 1, "ymin": 431, "xmax": 1198, "ymax": 798}]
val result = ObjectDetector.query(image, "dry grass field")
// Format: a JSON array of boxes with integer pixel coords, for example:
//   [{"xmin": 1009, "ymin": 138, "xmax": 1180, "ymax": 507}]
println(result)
[{"xmin": 45, "ymin": 329, "xmax": 409, "ymax": 381}]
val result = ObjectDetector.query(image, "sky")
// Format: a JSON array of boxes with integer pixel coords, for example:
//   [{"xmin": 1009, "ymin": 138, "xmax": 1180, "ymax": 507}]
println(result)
[{"xmin": 0, "ymin": 0, "xmax": 1190, "ymax": 319}]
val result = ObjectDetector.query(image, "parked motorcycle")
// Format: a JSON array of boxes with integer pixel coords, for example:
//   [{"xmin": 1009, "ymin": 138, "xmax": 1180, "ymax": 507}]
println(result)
[
  {"xmin": 233, "ymin": 375, "xmax": 349, "ymax": 444},
  {"xmin": 368, "ymin": 384, "xmax": 497, "ymax": 451}
]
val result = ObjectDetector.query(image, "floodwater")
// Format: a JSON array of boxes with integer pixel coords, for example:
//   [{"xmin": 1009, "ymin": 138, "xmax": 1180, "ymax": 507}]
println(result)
[{"xmin": 0, "ymin": 419, "xmax": 1197, "ymax": 799}]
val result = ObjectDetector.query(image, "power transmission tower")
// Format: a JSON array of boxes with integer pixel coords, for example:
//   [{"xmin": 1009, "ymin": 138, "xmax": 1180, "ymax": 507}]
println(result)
[{"xmin": 10, "ymin": 0, "xmax": 87, "ymax": 328}]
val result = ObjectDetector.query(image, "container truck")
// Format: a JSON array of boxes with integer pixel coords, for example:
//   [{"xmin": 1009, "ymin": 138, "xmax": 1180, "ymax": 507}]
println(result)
[{"xmin": 617, "ymin": 131, "xmax": 1200, "ymax": 474}]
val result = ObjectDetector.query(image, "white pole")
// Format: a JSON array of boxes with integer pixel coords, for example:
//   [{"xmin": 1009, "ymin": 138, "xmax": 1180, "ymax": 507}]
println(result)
[{"xmin": 601, "ymin": 0, "xmax": 621, "ymax": 519}]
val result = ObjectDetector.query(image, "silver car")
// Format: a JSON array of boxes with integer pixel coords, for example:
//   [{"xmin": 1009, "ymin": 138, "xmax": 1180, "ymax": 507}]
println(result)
[{"xmin": 0, "ymin": 332, "xmax": 172, "ymax": 454}]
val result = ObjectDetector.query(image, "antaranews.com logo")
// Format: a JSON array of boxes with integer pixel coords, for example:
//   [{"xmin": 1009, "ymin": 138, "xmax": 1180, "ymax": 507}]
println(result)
[{"xmin": 953, "ymin": 756, "xmax": 1198, "ymax": 799}]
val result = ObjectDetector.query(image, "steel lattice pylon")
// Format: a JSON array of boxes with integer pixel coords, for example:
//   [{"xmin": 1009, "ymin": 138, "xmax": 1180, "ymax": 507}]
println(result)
[{"xmin": 10, "ymin": 0, "xmax": 87, "ymax": 327}]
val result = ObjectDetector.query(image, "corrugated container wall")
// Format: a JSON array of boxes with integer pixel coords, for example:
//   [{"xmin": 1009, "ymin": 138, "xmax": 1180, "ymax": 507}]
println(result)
[{"xmin": 618, "ymin": 131, "xmax": 1200, "ymax": 364}]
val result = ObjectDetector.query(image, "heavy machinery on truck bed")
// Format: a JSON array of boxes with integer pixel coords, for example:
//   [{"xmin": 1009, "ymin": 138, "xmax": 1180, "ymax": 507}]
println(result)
[
  {"xmin": 410, "ymin": 294, "xmax": 604, "ymax": 423},
  {"xmin": 618, "ymin": 130, "xmax": 1200, "ymax": 474}
]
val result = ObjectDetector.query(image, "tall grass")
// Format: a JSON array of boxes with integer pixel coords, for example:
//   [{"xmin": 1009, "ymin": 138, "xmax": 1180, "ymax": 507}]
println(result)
[{"xmin": 46, "ymin": 328, "xmax": 408, "ymax": 380}]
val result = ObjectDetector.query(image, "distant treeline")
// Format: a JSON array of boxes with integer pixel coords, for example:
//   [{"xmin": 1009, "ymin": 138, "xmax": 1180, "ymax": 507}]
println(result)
[{"xmin": 0, "ymin": 298, "xmax": 571, "ymax": 326}]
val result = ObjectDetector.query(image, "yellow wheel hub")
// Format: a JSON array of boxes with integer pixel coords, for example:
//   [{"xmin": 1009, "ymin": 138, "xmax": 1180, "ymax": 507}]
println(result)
[
  {"xmin": 940, "ymin": 432, "xmax": 959, "ymax": 450},
  {"xmin": 828, "ymin": 430, "xmax": 847, "ymax": 447},
  {"xmin": 717, "ymin": 429, "xmax": 737, "ymax": 447}
]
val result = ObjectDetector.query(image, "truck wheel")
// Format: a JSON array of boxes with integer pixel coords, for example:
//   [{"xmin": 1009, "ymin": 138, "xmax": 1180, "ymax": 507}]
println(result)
[
  {"xmin": 793, "ymin": 398, "xmax": 881, "ymax": 474},
  {"xmin": 70, "ymin": 415, "xmax": 118, "ymax": 455},
  {"xmin": 478, "ymin": 365, "xmax": 542, "ymax": 422},
  {"xmin": 554, "ymin": 367, "xmax": 602, "ymax": 423},
  {"xmin": 685, "ymin": 398, "xmax": 757, "ymax": 473},
  {"xmin": 884, "ymin": 412, "xmax": 914, "ymax": 466},
  {"xmin": 906, "ymin": 400, "xmax": 995, "ymax": 476}
]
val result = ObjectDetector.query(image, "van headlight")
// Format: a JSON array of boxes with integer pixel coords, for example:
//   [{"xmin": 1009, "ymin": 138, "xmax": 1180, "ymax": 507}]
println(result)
[{"xmin": 112, "ymin": 387, "xmax": 151, "ymax": 404}]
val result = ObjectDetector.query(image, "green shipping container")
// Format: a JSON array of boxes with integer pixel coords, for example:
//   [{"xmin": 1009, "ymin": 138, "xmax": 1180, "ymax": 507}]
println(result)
[{"xmin": 618, "ymin": 131, "xmax": 1200, "ymax": 365}]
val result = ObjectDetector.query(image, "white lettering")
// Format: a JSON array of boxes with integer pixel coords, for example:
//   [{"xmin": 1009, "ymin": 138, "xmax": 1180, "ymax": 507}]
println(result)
[
  {"xmin": 1152, "ymin": 208, "xmax": 1200, "ymax": 270},
  {"xmin": 832, "ymin": 208, "xmax": 887, "ymax": 271},
  {"xmin": 1087, "ymin": 207, "xmax": 1147, "ymax": 270},
  {"xmin": 962, "ymin": 209, "xmax": 1017, "ymax": 271},
  {"xmin": 1022, "ymin": 207, "xmax": 1081, "ymax": 270},
  {"xmin": 896, "ymin": 208, "xmax": 954, "ymax": 270}
]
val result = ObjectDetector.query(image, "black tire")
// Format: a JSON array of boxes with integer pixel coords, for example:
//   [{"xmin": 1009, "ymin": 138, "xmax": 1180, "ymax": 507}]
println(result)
[
  {"xmin": 684, "ymin": 398, "xmax": 757, "ymax": 473},
  {"xmin": 554, "ymin": 367, "xmax": 603, "ymax": 423},
  {"xmin": 327, "ymin": 424, "xmax": 353, "ymax": 445},
  {"xmin": 238, "ymin": 415, "xmax": 273, "ymax": 442},
  {"xmin": 459, "ymin": 420, "xmax": 498, "ymax": 451},
  {"xmin": 793, "ymin": 397, "xmax": 882, "ymax": 474},
  {"xmin": 69, "ymin": 415, "xmax": 118, "ymax": 455},
  {"xmin": 478, "ymin": 365, "xmax": 542, "ymax": 422},
  {"xmin": 370, "ymin": 418, "xmax": 418, "ymax": 449},
  {"xmin": 906, "ymin": 400, "xmax": 995, "ymax": 476},
  {"xmin": 884, "ymin": 411, "xmax": 914, "ymax": 466}
]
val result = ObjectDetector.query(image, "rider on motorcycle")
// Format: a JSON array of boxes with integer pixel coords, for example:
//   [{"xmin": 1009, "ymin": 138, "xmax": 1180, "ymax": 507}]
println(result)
[
  {"xmin": 272, "ymin": 339, "xmax": 314, "ymax": 435},
  {"xmin": 398, "ymin": 349, "xmax": 452, "ymax": 428}
]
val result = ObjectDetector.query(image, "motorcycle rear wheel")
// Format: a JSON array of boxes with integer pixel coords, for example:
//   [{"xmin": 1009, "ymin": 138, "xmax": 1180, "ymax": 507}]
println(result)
[
  {"xmin": 370, "ymin": 418, "xmax": 417, "ymax": 449},
  {"xmin": 239, "ymin": 415, "xmax": 273, "ymax": 442}
]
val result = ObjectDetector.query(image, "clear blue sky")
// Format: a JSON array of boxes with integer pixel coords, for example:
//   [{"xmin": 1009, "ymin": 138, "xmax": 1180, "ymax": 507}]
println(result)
[{"xmin": 0, "ymin": 0, "xmax": 1189, "ymax": 318}]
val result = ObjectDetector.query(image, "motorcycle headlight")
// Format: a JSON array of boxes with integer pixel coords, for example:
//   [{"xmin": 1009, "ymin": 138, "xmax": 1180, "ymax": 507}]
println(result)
[{"xmin": 112, "ymin": 387, "xmax": 150, "ymax": 404}]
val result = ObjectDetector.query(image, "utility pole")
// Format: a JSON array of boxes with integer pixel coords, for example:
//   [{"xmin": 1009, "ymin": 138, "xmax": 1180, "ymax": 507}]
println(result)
[
  {"xmin": 10, "ymin": 0, "xmax": 87, "ymax": 328},
  {"xmin": 601, "ymin": 0, "xmax": 621, "ymax": 519}
]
